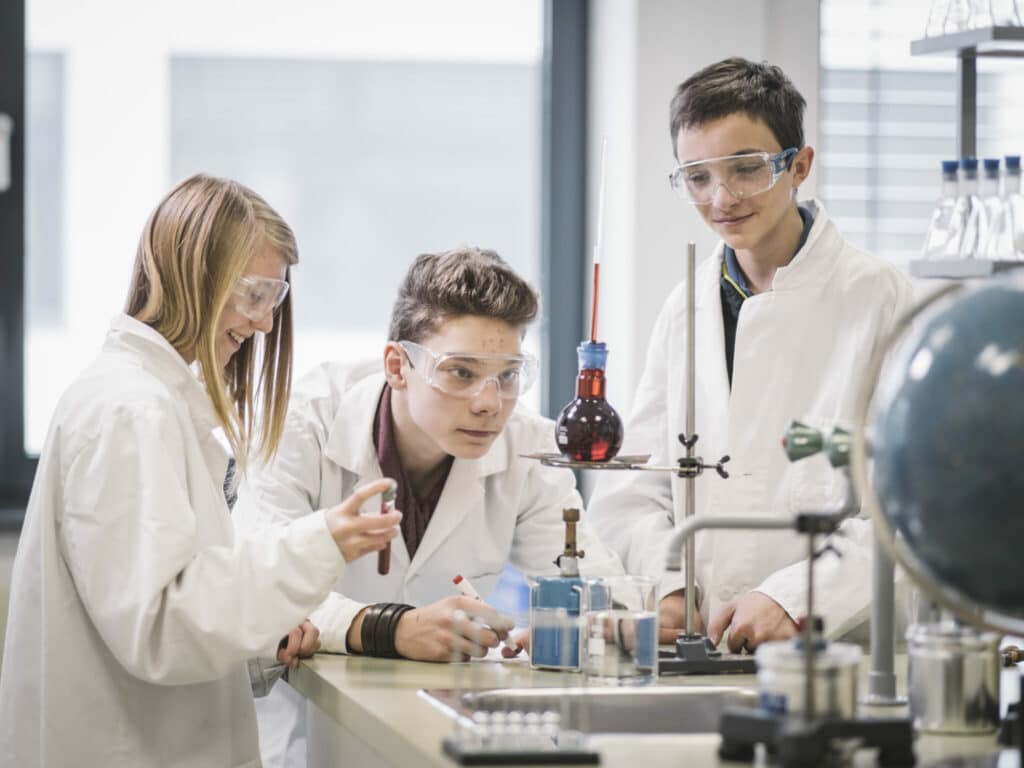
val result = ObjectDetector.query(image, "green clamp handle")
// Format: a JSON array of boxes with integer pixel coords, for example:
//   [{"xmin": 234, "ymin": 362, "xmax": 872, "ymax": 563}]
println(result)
[{"xmin": 782, "ymin": 421, "xmax": 823, "ymax": 462}]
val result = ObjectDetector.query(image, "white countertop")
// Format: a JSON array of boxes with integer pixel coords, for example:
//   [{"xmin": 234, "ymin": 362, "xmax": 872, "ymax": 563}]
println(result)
[{"xmin": 288, "ymin": 653, "xmax": 1019, "ymax": 767}]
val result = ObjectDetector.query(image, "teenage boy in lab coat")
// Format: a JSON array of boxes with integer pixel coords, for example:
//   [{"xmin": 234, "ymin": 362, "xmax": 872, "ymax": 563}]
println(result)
[
  {"xmin": 588, "ymin": 57, "xmax": 914, "ymax": 654},
  {"xmin": 234, "ymin": 247, "xmax": 623, "ymax": 768}
]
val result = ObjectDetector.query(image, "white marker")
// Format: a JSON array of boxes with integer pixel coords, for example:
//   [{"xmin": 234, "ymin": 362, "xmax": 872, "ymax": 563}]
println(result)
[
  {"xmin": 452, "ymin": 574, "xmax": 483, "ymax": 600},
  {"xmin": 452, "ymin": 574, "xmax": 522, "ymax": 655}
]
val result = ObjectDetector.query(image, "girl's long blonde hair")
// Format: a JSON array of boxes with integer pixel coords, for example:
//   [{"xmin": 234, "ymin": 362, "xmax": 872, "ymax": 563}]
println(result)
[{"xmin": 124, "ymin": 173, "xmax": 298, "ymax": 468}]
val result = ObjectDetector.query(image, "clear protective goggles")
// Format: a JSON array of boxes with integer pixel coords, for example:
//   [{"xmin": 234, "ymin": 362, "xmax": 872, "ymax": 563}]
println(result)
[
  {"xmin": 233, "ymin": 275, "xmax": 290, "ymax": 322},
  {"xmin": 399, "ymin": 340, "xmax": 539, "ymax": 400},
  {"xmin": 668, "ymin": 148, "xmax": 798, "ymax": 206}
]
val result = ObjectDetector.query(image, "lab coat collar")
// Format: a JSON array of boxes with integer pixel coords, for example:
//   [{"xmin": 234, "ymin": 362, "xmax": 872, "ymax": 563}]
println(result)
[
  {"xmin": 105, "ymin": 314, "xmax": 221, "ymax": 435},
  {"xmin": 769, "ymin": 199, "xmax": 840, "ymax": 291},
  {"xmin": 323, "ymin": 373, "xmax": 385, "ymax": 479},
  {"xmin": 705, "ymin": 200, "xmax": 839, "ymax": 296}
]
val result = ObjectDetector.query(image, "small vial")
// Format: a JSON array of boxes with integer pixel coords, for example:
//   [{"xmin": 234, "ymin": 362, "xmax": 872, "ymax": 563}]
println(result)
[{"xmin": 377, "ymin": 480, "xmax": 398, "ymax": 575}]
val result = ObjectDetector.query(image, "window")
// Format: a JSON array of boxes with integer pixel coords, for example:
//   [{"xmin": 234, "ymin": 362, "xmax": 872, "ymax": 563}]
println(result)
[
  {"xmin": 1, "ymin": 0, "xmax": 589, "ymax": 517},
  {"xmin": 819, "ymin": 0, "xmax": 1024, "ymax": 267}
]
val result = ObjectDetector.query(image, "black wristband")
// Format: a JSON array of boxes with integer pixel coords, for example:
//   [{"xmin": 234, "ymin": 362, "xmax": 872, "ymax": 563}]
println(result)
[
  {"xmin": 385, "ymin": 604, "xmax": 414, "ymax": 658},
  {"xmin": 360, "ymin": 603, "xmax": 414, "ymax": 658},
  {"xmin": 360, "ymin": 603, "xmax": 385, "ymax": 656}
]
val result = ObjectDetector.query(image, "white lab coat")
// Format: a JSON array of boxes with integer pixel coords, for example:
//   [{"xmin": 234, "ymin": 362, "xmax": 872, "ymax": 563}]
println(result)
[
  {"xmin": 0, "ymin": 315, "xmax": 350, "ymax": 768},
  {"xmin": 588, "ymin": 200, "xmax": 915, "ymax": 639},
  {"xmin": 233, "ymin": 359, "xmax": 624, "ymax": 768}
]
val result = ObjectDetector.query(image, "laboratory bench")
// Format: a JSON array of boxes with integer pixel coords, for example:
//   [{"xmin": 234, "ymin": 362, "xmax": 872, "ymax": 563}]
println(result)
[{"xmin": 286, "ymin": 652, "xmax": 1020, "ymax": 768}]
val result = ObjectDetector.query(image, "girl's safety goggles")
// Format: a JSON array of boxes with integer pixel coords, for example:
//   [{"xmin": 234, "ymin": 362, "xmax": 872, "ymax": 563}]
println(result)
[
  {"xmin": 668, "ymin": 148, "xmax": 798, "ymax": 206},
  {"xmin": 399, "ymin": 340, "xmax": 539, "ymax": 400},
  {"xmin": 233, "ymin": 275, "xmax": 290, "ymax": 322}
]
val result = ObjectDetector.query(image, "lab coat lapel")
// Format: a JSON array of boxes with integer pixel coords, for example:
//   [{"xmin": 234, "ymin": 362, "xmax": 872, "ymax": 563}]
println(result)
[
  {"xmin": 406, "ymin": 435, "xmax": 508, "ymax": 579},
  {"xmin": 322, "ymin": 374, "xmax": 412, "ymax": 571}
]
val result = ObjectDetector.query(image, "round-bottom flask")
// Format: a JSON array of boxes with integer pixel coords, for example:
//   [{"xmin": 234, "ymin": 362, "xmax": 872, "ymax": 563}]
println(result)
[{"xmin": 555, "ymin": 342, "xmax": 623, "ymax": 462}]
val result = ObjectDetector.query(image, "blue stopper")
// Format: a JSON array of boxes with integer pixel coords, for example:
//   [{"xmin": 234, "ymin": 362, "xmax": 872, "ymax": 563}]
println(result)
[
  {"xmin": 941, "ymin": 160, "xmax": 960, "ymax": 174},
  {"xmin": 961, "ymin": 156, "xmax": 978, "ymax": 171},
  {"xmin": 983, "ymin": 158, "xmax": 1000, "ymax": 174},
  {"xmin": 1006, "ymin": 155, "xmax": 1021, "ymax": 170},
  {"xmin": 577, "ymin": 341, "xmax": 608, "ymax": 371}
]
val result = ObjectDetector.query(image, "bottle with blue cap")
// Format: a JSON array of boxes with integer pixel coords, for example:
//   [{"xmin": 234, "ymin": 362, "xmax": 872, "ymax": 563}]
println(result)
[
  {"xmin": 923, "ymin": 160, "xmax": 961, "ymax": 260},
  {"xmin": 983, "ymin": 158, "xmax": 1014, "ymax": 260},
  {"xmin": 954, "ymin": 157, "xmax": 987, "ymax": 259},
  {"xmin": 1005, "ymin": 155, "xmax": 1024, "ymax": 260},
  {"xmin": 555, "ymin": 341, "xmax": 623, "ymax": 462}
]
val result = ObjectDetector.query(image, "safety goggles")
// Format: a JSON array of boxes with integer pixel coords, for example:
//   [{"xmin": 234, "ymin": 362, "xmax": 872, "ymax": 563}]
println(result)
[
  {"xmin": 669, "ymin": 148, "xmax": 798, "ymax": 206},
  {"xmin": 233, "ymin": 275, "xmax": 290, "ymax": 322},
  {"xmin": 399, "ymin": 340, "xmax": 539, "ymax": 400}
]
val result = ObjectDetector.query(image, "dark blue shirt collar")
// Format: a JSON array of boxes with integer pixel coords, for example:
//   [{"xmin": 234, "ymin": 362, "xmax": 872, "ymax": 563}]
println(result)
[{"xmin": 722, "ymin": 204, "xmax": 814, "ymax": 300}]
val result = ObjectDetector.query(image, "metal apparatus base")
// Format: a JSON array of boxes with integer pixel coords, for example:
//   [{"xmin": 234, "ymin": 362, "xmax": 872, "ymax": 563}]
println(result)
[
  {"xmin": 442, "ymin": 737, "xmax": 600, "ymax": 765},
  {"xmin": 717, "ymin": 706, "xmax": 916, "ymax": 768},
  {"xmin": 658, "ymin": 634, "xmax": 756, "ymax": 676}
]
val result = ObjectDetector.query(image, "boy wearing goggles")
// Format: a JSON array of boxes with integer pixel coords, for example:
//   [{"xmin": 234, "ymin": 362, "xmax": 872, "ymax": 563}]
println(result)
[
  {"xmin": 590, "ymin": 58, "xmax": 914, "ymax": 655},
  {"xmin": 235, "ymin": 247, "xmax": 622, "ymax": 768}
]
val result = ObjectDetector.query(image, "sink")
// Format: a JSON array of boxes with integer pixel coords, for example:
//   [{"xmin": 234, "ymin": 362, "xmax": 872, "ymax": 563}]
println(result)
[{"xmin": 419, "ymin": 685, "xmax": 758, "ymax": 735}]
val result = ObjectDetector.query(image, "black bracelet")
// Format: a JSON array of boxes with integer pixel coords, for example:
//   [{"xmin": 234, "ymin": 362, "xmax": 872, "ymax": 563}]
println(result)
[
  {"xmin": 360, "ymin": 603, "xmax": 385, "ymax": 657},
  {"xmin": 385, "ymin": 605, "xmax": 414, "ymax": 658},
  {"xmin": 360, "ymin": 603, "xmax": 414, "ymax": 658}
]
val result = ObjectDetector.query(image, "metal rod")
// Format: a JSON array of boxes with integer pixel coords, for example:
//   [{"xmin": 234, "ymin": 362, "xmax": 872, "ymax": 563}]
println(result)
[
  {"xmin": 865, "ymin": 535, "xmax": 901, "ymax": 703},
  {"xmin": 804, "ymin": 530, "xmax": 816, "ymax": 722},
  {"xmin": 684, "ymin": 242, "xmax": 697, "ymax": 635},
  {"xmin": 665, "ymin": 516, "xmax": 795, "ymax": 572},
  {"xmin": 957, "ymin": 49, "xmax": 977, "ymax": 158}
]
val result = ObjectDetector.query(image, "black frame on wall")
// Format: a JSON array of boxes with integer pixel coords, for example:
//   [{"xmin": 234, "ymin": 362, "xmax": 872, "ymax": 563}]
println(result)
[
  {"xmin": 0, "ymin": 0, "xmax": 33, "ymax": 527},
  {"xmin": 0, "ymin": 0, "xmax": 588, "ymax": 527}
]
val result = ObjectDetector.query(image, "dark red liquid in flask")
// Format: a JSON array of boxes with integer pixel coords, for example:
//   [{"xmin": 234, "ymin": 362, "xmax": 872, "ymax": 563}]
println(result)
[{"xmin": 555, "ymin": 342, "xmax": 623, "ymax": 462}]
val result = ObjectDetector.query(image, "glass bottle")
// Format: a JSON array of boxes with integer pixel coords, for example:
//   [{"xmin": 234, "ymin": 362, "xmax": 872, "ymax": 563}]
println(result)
[
  {"xmin": 925, "ymin": 0, "xmax": 951, "ymax": 36},
  {"xmin": 954, "ymin": 157, "xmax": 988, "ymax": 259},
  {"xmin": 555, "ymin": 342, "xmax": 623, "ymax": 462},
  {"xmin": 944, "ymin": 0, "xmax": 974, "ymax": 31},
  {"xmin": 989, "ymin": 0, "xmax": 1022, "ymax": 25},
  {"xmin": 1005, "ymin": 155, "xmax": 1024, "ymax": 260},
  {"xmin": 982, "ymin": 158, "xmax": 1013, "ymax": 259},
  {"xmin": 923, "ymin": 160, "xmax": 961, "ymax": 260}
]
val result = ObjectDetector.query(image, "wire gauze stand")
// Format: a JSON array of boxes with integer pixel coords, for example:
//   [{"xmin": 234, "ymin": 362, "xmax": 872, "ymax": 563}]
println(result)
[{"xmin": 526, "ymin": 242, "xmax": 743, "ymax": 675}]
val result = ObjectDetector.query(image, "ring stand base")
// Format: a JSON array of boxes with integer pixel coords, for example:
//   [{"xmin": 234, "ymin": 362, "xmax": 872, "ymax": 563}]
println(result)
[
  {"xmin": 717, "ymin": 706, "xmax": 916, "ymax": 768},
  {"xmin": 442, "ymin": 737, "xmax": 600, "ymax": 765},
  {"xmin": 658, "ymin": 634, "xmax": 757, "ymax": 675}
]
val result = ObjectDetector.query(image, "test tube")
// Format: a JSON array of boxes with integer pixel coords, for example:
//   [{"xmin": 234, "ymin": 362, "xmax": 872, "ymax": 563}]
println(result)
[{"xmin": 377, "ymin": 480, "xmax": 397, "ymax": 575}]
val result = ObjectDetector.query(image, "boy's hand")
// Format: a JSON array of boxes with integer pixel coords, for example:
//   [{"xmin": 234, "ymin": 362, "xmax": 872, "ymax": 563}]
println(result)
[
  {"xmin": 277, "ymin": 620, "xmax": 321, "ymax": 670},
  {"xmin": 707, "ymin": 591, "xmax": 798, "ymax": 652},
  {"xmin": 657, "ymin": 589, "xmax": 705, "ymax": 644},
  {"xmin": 324, "ymin": 479, "xmax": 402, "ymax": 562},
  {"xmin": 393, "ymin": 596, "xmax": 515, "ymax": 662}
]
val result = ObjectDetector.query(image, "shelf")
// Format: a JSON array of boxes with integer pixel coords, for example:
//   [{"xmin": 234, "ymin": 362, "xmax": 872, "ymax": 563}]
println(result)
[
  {"xmin": 909, "ymin": 259, "xmax": 1024, "ymax": 278},
  {"xmin": 911, "ymin": 25, "xmax": 1024, "ymax": 57}
]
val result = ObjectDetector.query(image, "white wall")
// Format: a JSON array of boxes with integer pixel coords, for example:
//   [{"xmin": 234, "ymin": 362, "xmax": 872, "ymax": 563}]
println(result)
[{"xmin": 586, "ymin": 0, "xmax": 821, "ymax": 429}]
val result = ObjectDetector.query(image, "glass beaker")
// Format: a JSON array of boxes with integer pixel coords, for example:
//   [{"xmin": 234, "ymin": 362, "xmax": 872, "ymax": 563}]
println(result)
[{"xmin": 583, "ymin": 575, "xmax": 658, "ymax": 685}]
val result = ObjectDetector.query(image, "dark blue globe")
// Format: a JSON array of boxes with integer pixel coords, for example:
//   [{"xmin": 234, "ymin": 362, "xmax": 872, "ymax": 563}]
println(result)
[{"xmin": 871, "ymin": 274, "xmax": 1024, "ymax": 621}]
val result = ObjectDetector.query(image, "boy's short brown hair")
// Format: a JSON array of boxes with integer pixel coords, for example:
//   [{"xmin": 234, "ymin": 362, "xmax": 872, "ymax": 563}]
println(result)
[
  {"xmin": 388, "ymin": 247, "xmax": 539, "ymax": 342},
  {"xmin": 669, "ymin": 57, "xmax": 806, "ymax": 156}
]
